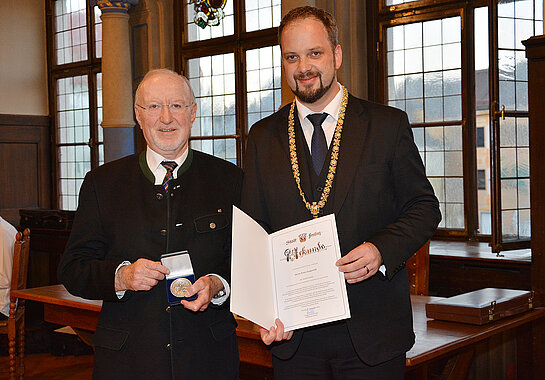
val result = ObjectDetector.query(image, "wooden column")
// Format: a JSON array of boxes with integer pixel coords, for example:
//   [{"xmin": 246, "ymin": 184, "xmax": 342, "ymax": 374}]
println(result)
[{"xmin": 523, "ymin": 34, "xmax": 545, "ymax": 380}]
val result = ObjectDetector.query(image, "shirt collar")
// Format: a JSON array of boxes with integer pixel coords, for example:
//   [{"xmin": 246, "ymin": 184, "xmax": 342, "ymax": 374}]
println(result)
[
  {"xmin": 146, "ymin": 147, "xmax": 188, "ymax": 183},
  {"xmin": 296, "ymin": 83, "xmax": 343, "ymax": 123}
]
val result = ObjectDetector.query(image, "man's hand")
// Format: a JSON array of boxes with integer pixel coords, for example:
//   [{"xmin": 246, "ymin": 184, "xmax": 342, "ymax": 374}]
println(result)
[
  {"xmin": 336, "ymin": 242, "xmax": 382, "ymax": 284},
  {"xmin": 115, "ymin": 258, "xmax": 169, "ymax": 292},
  {"xmin": 260, "ymin": 319, "xmax": 293, "ymax": 345},
  {"xmin": 181, "ymin": 275, "xmax": 223, "ymax": 312}
]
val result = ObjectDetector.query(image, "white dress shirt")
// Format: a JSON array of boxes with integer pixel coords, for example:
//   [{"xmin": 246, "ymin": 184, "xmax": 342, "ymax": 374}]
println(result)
[
  {"xmin": 296, "ymin": 83, "xmax": 343, "ymax": 151},
  {"xmin": 0, "ymin": 217, "xmax": 17, "ymax": 317}
]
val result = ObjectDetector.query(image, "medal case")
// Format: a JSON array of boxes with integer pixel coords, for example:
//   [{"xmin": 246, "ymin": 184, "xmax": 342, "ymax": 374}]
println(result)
[{"xmin": 161, "ymin": 251, "xmax": 197, "ymax": 305}]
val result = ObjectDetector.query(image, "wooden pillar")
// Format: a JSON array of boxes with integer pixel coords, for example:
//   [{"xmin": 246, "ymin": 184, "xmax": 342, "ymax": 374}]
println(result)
[{"xmin": 523, "ymin": 34, "xmax": 545, "ymax": 380}]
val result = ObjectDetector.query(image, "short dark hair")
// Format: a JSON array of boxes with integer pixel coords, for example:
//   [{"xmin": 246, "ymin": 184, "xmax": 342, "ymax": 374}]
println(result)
[{"xmin": 279, "ymin": 6, "xmax": 338, "ymax": 50}]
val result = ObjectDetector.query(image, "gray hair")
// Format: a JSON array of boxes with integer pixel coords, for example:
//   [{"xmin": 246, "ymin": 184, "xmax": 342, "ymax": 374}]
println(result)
[{"xmin": 134, "ymin": 68, "xmax": 196, "ymax": 106}]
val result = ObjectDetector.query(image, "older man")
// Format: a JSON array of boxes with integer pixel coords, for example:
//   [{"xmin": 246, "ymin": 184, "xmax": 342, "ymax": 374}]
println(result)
[
  {"xmin": 241, "ymin": 6, "xmax": 441, "ymax": 380},
  {"xmin": 59, "ymin": 69, "xmax": 242, "ymax": 379}
]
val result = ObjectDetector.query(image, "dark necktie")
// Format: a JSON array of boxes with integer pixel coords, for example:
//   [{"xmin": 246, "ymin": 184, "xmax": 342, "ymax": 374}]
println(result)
[
  {"xmin": 161, "ymin": 161, "xmax": 178, "ymax": 191},
  {"xmin": 308, "ymin": 113, "xmax": 329, "ymax": 175}
]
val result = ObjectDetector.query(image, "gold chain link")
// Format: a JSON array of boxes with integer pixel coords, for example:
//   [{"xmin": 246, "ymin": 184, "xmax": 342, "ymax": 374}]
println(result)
[{"xmin": 288, "ymin": 86, "xmax": 349, "ymax": 218}]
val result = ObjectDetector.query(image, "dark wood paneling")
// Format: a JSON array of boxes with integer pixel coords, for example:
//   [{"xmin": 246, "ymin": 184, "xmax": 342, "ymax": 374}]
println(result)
[
  {"xmin": 430, "ymin": 256, "xmax": 531, "ymax": 297},
  {"xmin": 20, "ymin": 209, "xmax": 75, "ymax": 287},
  {"xmin": 0, "ymin": 143, "xmax": 39, "ymax": 207},
  {"xmin": 429, "ymin": 241, "xmax": 531, "ymax": 297},
  {"xmin": 0, "ymin": 114, "xmax": 52, "ymax": 227}
]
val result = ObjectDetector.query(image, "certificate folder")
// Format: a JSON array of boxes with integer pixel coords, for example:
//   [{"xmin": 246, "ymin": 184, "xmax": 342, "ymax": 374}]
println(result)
[{"xmin": 230, "ymin": 206, "xmax": 350, "ymax": 332}]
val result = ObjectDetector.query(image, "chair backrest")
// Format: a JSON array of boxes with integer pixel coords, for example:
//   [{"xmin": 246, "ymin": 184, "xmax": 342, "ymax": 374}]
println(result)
[
  {"xmin": 407, "ymin": 240, "xmax": 430, "ymax": 296},
  {"xmin": 10, "ymin": 228, "xmax": 30, "ymax": 292}
]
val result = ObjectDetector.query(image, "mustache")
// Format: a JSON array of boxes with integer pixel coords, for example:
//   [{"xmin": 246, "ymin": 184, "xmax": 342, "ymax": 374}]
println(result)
[{"xmin": 295, "ymin": 71, "xmax": 321, "ymax": 81}]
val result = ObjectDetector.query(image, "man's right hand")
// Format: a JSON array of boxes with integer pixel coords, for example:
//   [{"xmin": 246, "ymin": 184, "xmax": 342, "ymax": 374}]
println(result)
[
  {"xmin": 260, "ymin": 318, "xmax": 293, "ymax": 345},
  {"xmin": 115, "ymin": 258, "xmax": 170, "ymax": 292}
]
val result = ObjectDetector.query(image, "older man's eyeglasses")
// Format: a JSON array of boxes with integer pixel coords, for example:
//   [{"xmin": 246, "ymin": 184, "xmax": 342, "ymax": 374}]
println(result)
[{"xmin": 136, "ymin": 103, "xmax": 193, "ymax": 115}]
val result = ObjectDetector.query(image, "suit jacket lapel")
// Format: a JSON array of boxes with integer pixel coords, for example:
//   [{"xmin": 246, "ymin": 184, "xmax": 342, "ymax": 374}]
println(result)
[
  {"xmin": 276, "ymin": 103, "xmax": 318, "ymax": 220},
  {"xmin": 277, "ymin": 107, "xmax": 291, "ymax": 162},
  {"xmin": 333, "ymin": 95, "xmax": 369, "ymax": 213}
]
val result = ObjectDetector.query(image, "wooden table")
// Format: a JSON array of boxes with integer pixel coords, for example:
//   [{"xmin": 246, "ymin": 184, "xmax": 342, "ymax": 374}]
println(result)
[{"xmin": 12, "ymin": 285, "xmax": 545, "ymax": 378}]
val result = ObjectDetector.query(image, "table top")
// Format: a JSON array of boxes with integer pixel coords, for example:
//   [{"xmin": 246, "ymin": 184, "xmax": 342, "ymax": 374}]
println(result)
[
  {"xmin": 13, "ymin": 285, "xmax": 545, "ymax": 367},
  {"xmin": 12, "ymin": 284, "xmax": 101, "ymax": 312},
  {"xmin": 407, "ymin": 295, "xmax": 545, "ymax": 366}
]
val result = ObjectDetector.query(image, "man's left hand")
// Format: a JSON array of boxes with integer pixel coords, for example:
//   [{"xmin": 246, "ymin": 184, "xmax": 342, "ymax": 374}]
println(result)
[
  {"xmin": 180, "ymin": 275, "xmax": 223, "ymax": 312},
  {"xmin": 336, "ymin": 242, "xmax": 382, "ymax": 284}
]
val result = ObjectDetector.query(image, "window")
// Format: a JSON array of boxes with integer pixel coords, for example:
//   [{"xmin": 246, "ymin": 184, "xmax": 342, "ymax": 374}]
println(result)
[
  {"xmin": 176, "ymin": 0, "xmax": 281, "ymax": 165},
  {"xmin": 385, "ymin": 15, "xmax": 464, "ymax": 231},
  {"xmin": 47, "ymin": 0, "xmax": 103, "ymax": 210},
  {"xmin": 478, "ymin": 169, "xmax": 486, "ymax": 190},
  {"xmin": 477, "ymin": 127, "xmax": 485, "ymax": 147},
  {"xmin": 376, "ymin": 0, "xmax": 542, "ymax": 250},
  {"xmin": 492, "ymin": 0, "xmax": 541, "ymax": 247}
]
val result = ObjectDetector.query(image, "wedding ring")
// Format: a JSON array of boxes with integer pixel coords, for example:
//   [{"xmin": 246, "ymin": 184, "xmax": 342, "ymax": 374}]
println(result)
[{"xmin": 364, "ymin": 265, "xmax": 370, "ymax": 275}]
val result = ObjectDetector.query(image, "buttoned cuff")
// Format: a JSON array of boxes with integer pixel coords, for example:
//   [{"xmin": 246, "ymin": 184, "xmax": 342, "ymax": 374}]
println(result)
[
  {"xmin": 207, "ymin": 274, "xmax": 230, "ymax": 305},
  {"xmin": 115, "ymin": 261, "xmax": 131, "ymax": 299}
]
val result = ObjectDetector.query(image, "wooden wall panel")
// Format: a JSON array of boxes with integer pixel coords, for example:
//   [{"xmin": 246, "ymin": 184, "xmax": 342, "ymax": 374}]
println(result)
[{"xmin": 0, "ymin": 114, "xmax": 51, "ymax": 227}]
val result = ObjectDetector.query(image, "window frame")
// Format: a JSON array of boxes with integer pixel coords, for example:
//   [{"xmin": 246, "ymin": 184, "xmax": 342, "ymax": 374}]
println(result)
[
  {"xmin": 372, "ymin": 0, "xmax": 535, "ymax": 251},
  {"xmin": 45, "ymin": 0, "xmax": 103, "ymax": 208},
  {"xmin": 377, "ymin": 5, "xmax": 479, "ymax": 240},
  {"xmin": 174, "ymin": 0, "xmax": 279, "ymax": 167}
]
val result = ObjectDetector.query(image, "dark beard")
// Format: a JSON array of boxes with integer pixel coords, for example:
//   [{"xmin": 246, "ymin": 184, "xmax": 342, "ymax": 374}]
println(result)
[{"xmin": 293, "ymin": 71, "xmax": 334, "ymax": 104}]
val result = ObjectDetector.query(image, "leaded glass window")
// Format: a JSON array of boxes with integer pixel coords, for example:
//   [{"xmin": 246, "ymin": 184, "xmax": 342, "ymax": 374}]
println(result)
[
  {"xmin": 378, "ymin": 0, "xmax": 543, "ymax": 251},
  {"xmin": 178, "ymin": 0, "xmax": 281, "ymax": 165},
  {"xmin": 246, "ymin": 45, "xmax": 282, "ymax": 129},
  {"xmin": 386, "ymin": 16, "xmax": 464, "ymax": 230},
  {"xmin": 187, "ymin": 54, "xmax": 237, "ymax": 163},
  {"xmin": 48, "ymin": 0, "xmax": 102, "ymax": 210}
]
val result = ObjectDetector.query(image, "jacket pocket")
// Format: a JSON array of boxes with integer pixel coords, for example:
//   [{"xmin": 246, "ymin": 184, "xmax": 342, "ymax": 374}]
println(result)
[
  {"xmin": 209, "ymin": 316, "xmax": 237, "ymax": 341},
  {"xmin": 92, "ymin": 326, "xmax": 129, "ymax": 351},
  {"xmin": 194, "ymin": 213, "xmax": 229, "ymax": 233}
]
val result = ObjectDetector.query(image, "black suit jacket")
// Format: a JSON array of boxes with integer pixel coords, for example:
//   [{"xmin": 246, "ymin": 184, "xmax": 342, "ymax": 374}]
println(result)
[
  {"xmin": 241, "ymin": 94, "xmax": 441, "ymax": 365},
  {"xmin": 58, "ymin": 150, "xmax": 243, "ymax": 380}
]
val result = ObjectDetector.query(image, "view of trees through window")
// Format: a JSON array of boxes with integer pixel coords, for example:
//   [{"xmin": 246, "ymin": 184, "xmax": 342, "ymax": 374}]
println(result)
[{"xmin": 379, "ymin": 0, "xmax": 542, "ymax": 250}]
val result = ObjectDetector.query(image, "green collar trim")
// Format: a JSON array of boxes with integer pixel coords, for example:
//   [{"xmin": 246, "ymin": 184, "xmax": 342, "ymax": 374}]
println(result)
[{"xmin": 139, "ymin": 149, "xmax": 194, "ymax": 184}]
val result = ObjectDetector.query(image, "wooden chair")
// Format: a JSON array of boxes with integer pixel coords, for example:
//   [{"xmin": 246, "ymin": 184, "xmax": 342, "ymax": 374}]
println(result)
[
  {"xmin": 0, "ymin": 228, "xmax": 30, "ymax": 379},
  {"xmin": 407, "ymin": 241, "xmax": 430, "ymax": 296}
]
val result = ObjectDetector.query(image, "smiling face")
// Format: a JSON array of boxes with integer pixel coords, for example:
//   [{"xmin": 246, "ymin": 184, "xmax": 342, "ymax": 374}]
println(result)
[
  {"xmin": 280, "ymin": 17, "xmax": 342, "ymax": 111},
  {"xmin": 134, "ymin": 73, "xmax": 197, "ymax": 159}
]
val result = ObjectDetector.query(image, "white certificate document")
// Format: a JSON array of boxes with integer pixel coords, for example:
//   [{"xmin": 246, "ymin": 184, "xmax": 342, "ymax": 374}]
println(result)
[{"xmin": 230, "ymin": 206, "xmax": 350, "ymax": 331}]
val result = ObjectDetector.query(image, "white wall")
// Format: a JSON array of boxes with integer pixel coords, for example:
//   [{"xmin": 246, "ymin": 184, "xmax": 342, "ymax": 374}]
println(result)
[{"xmin": 0, "ymin": 0, "xmax": 48, "ymax": 115}]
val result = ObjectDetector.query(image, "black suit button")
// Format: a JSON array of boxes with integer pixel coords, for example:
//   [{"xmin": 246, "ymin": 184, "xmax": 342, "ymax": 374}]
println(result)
[
  {"xmin": 316, "ymin": 187, "xmax": 323, "ymax": 192},
  {"xmin": 166, "ymin": 343, "xmax": 171, "ymax": 350},
  {"xmin": 156, "ymin": 193, "xmax": 163, "ymax": 200},
  {"xmin": 165, "ymin": 306, "xmax": 171, "ymax": 312},
  {"xmin": 160, "ymin": 229, "xmax": 167, "ymax": 236}
]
